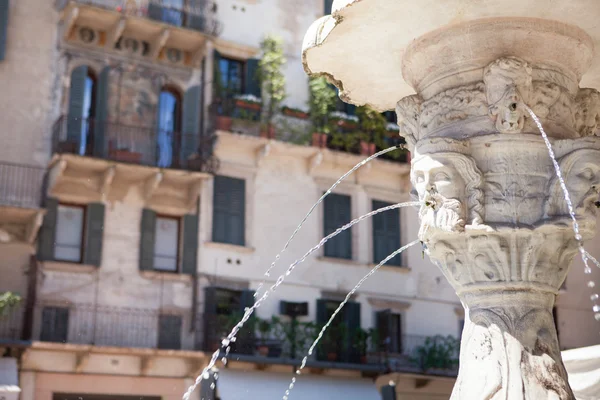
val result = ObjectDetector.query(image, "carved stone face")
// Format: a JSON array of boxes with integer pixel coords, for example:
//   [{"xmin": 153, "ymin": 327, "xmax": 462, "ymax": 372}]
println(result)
[
  {"xmin": 412, "ymin": 155, "xmax": 467, "ymax": 233},
  {"xmin": 491, "ymin": 86, "xmax": 525, "ymax": 134},
  {"xmin": 566, "ymin": 150, "xmax": 600, "ymax": 219}
]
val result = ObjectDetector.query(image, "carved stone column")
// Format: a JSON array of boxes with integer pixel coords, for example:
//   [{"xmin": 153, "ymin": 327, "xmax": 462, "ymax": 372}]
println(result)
[
  {"xmin": 397, "ymin": 29, "xmax": 600, "ymax": 400},
  {"xmin": 302, "ymin": 4, "xmax": 600, "ymax": 398}
]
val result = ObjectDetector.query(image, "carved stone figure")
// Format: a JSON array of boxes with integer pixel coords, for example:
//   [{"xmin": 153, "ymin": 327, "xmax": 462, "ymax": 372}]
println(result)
[
  {"xmin": 395, "ymin": 94, "xmax": 422, "ymax": 147},
  {"xmin": 575, "ymin": 88, "xmax": 600, "ymax": 137},
  {"xmin": 484, "ymin": 57, "xmax": 533, "ymax": 134},
  {"xmin": 411, "ymin": 151, "xmax": 485, "ymax": 237}
]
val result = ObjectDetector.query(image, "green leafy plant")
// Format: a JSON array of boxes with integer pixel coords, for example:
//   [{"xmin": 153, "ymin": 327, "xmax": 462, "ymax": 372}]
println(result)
[
  {"xmin": 0, "ymin": 292, "xmax": 20, "ymax": 316},
  {"xmin": 308, "ymin": 76, "xmax": 337, "ymax": 134},
  {"xmin": 258, "ymin": 35, "xmax": 287, "ymax": 132},
  {"xmin": 410, "ymin": 335, "xmax": 460, "ymax": 371},
  {"xmin": 355, "ymin": 105, "xmax": 387, "ymax": 147}
]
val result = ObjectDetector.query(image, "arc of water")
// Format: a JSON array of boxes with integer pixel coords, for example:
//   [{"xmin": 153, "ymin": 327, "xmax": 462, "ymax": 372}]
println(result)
[
  {"xmin": 282, "ymin": 239, "xmax": 420, "ymax": 400},
  {"xmin": 586, "ymin": 251, "xmax": 600, "ymax": 269},
  {"xmin": 182, "ymin": 200, "xmax": 421, "ymax": 400},
  {"xmin": 254, "ymin": 145, "xmax": 405, "ymax": 298},
  {"xmin": 526, "ymin": 107, "xmax": 592, "ymax": 275}
]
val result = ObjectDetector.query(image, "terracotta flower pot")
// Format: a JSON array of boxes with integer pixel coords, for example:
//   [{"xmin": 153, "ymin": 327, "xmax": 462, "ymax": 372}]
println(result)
[
  {"xmin": 327, "ymin": 352, "xmax": 338, "ymax": 362},
  {"xmin": 360, "ymin": 141, "xmax": 376, "ymax": 156},
  {"xmin": 215, "ymin": 115, "xmax": 233, "ymax": 131},
  {"xmin": 235, "ymin": 99, "xmax": 261, "ymax": 111},
  {"xmin": 333, "ymin": 119, "xmax": 358, "ymax": 131},
  {"xmin": 312, "ymin": 132, "xmax": 328, "ymax": 148},
  {"xmin": 257, "ymin": 345, "xmax": 269, "ymax": 357},
  {"xmin": 283, "ymin": 108, "xmax": 310, "ymax": 119}
]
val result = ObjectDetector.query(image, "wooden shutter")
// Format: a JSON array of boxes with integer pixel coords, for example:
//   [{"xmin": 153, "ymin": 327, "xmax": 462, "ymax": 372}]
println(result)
[
  {"xmin": 0, "ymin": 0, "xmax": 8, "ymax": 61},
  {"xmin": 372, "ymin": 200, "xmax": 401, "ymax": 266},
  {"xmin": 381, "ymin": 385, "xmax": 397, "ymax": 400},
  {"xmin": 212, "ymin": 176, "xmax": 245, "ymax": 246},
  {"xmin": 157, "ymin": 314, "xmax": 182, "ymax": 350},
  {"xmin": 345, "ymin": 301, "xmax": 361, "ymax": 363},
  {"xmin": 83, "ymin": 203, "xmax": 105, "ymax": 267},
  {"xmin": 40, "ymin": 306, "xmax": 69, "ymax": 343},
  {"xmin": 181, "ymin": 214, "xmax": 199, "ymax": 275},
  {"xmin": 244, "ymin": 58, "xmax": 261, "ymax": 98},
  {"xmin": 316, "ymin": 299, "xmax": 327, "ymax": 325},
  {"xmin": 323, "ymin": 193, "xmax": 352, "ymax": 259},
  {"xmin": 324, "ymin": 0, "xmax": 334, "ymax": 15},
  {"xmin": 203, "ymin": 287, "xmax": 218, "ymax": 351},
  {"xmin": 376, "ymin": 309, "xmax": 392, "ymax": 352},
  {"xmin": 67, "ymin": 65, "xmax": 88, "ymax": 145},
  {"xmin": 139, "ymin": 208, "xmax": 156, "ymax": 271},
  {"xmin": 181, "ymin": 85, "xmax": 201, "ymax": 165},
  {"xmin": 93, "ymin": 66, "xmax": 110, "ymax": 158},
  {"xmin": 38, "ymin": 198, "xmax": 58, "ymax": 261},
  {"xmin": 236, "ymin": 289, "xmax": 256, "ymax": 355}
]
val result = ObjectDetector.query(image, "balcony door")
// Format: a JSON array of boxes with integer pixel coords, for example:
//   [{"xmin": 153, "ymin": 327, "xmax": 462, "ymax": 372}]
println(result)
[{"xmin": 157, "ymin": 88, "xmax": 181, "ymax": 168}]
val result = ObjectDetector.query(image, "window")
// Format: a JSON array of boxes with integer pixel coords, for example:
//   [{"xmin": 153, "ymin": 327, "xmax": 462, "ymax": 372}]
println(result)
[
  {"xmin": 38, "ymin": 200, "xmax": 105, "ymax": 266},
  {"xmin": 157, "ymin": 314, "xmax": 182, "ymax": 350},
  {"xmin": 376, "ymin": 309, "xmax": 403, "ymax": 353},
  {"xmin": 372, "ymin": 200, "xmax": 402, "ymax": 266},
  {"xmin": 316, "ymin": 299, "xmax": 361, "ymax": 362},
  {"xmin": 0, "ymin": 0, "xmax": 8, "ymax": 61},
  {"xmin": 218, "ymin": 56, "xmax": 244, "ymax": 97},
  {"xmin": 139, "ymin": 210, "xmax": 198, "ymax": 275},
  {"xmin": 383, "ymin": 111, "xmax": 397, "ymax": 124},
  {"xmin": 212, "ymin": 176, "xmax": 245, "ymax": 246},
  {"xmin": 80, "ymin": 71, "xmax": 96, "ymax": 155},
  {"xmin": 40, "ymin": 306, "xmax": 69, "ymax": 343},
  {"xmin": 324, "ymin": 0, "xmax": 334, "ymax": 15},
  {"xmin": 153, "ymin": 216, "xmax": 180, "ymax": 272},
  {"xmin": 54, "ymin": 204, "xmax": 85, "ymax": 263},
  {"xmin": 323, "ymin": 193, "xmax": 352, "ymax": 259},
  {"xmin": 157, "ymin": 87, "xmax": 181, "ymax": 168}
]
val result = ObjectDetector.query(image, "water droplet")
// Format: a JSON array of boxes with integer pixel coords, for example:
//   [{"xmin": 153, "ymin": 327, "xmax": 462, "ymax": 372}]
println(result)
[
  {"xmin": 589, "ymin": 281, "xmax": 596, "ymax": 288},
  {"xmin": 210, "ymin": 383, "xmax": 215, "ymax": 390},
  {"xmin": 593, "ymin": 305, "xmax": 600, "ymax": 313},
  {"xmin": 592, "ymin": 294, "xmax": 599, "ymax": 301},
  {"xmin": 295, "ymin": 369, "xmax": 300, "ymax": 375},
  {"xmin": 585, "ymin": 267, "xmax": 592, "ymax": 274},
  {"xmin": 595, "ymin": 313, "xmax": 600, "ymax": 321},
  {"xmin": 203, "ymin": 372, "xmax": 210, "ymax": 379}
]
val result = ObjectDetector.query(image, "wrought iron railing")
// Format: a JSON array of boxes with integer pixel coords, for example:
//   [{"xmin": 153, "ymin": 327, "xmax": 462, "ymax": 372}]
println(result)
[
  {"xmin": 0, "ymin": 303, "xmax": 25, "ymax": 342},
  {"xmin": 51, "ymin": 116, "xmax": 219, "ymax": 173},
  {"xmin": 0, "ymin": 163, "xmax": 46, "ymax": 208},
  {"xmin": 62, "ymin": 0, "xmax": 223, "ymax": 36}
]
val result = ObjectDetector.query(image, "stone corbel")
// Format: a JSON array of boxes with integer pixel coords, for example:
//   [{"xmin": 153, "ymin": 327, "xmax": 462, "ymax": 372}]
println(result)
[
  {"xmin": 100, "ymin": 166, "xmax": 116, "ymax": 202},
  {"xmin": 140, "ymin": 356, "xmax": 154, "ymax": 376},
  {"xmin": 151, "ymin": 29, "xmax": 171, "ymax": 60},
  {"xmin": 143, "ymin": 172, "xmax": 163, "ymax": 203},
  {"xmin": 25, "ymin": 211, "xmax": 45, "ymax": 245},
  {"xmin": 187, "ymin": 179, "xmax": 203, "ymax": 211},
  {"xmin": 106, "ymin": 18, "xmax": 126, "ymax": 50},
  {"xmin": 307, "ymin": 151, "xmax": 323, "ymax": 175},
  {"xmin": 47, "ymin": 159, "xmax": 67, "ymax": 196},
  {"xmin": 255, "ymin": 143, "xmax": 271, "ymax": 167},
  {"xmin": 63, "ymin": 6, "xmax": 80, "ymax": 40},
  {"xmin": 192, "ymin": 44, "xmax": 206, "ymax": 68},
  {"xmin": 74, "ymin": 351, "xmax": 90, "ymax": 373}
]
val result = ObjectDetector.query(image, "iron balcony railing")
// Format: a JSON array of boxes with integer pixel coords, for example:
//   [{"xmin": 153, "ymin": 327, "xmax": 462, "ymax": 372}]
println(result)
[
  {"xmin": 51, "ymin": 116, "xmax": 218, "ymax": 173},
  {"xmin": 61, "ymin": 0, "xmax": 223, "ymax": 36},
  {"xmin": 0, "ymin": 162, "xmax": 46, "ymax": 209}
]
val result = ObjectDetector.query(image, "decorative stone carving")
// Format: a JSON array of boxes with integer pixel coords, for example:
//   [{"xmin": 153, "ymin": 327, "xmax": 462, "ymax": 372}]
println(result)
[
  {"xmin": 530, "ymin": 81, "xmax": 575, "ymax": 129},
  {"xmin": 574, "ymin": 88, "xmax": 600, "ymax": 137},
  {"xmin": 395, "ymin": 95, "xmax": 422, "ymax": 147},
  {"xmin": 483, "ymin": 57, "xmax": 533, "ymax": 134}
]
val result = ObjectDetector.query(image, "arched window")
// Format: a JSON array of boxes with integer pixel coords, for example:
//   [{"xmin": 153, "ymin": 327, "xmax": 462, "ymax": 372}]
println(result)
[
  {"xmin": 157, "ymin": 87, "xmax": 182, "ymax": 168},
  {"xmin": 67, "ymin": 65, "xmax": 97, "ymax": 155}
]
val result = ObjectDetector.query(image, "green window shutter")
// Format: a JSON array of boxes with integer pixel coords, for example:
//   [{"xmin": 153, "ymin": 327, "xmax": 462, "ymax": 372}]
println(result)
[
  {"xmin": 381, "ymin": 385, "xmax": 397, "ymax": 400},
  {"xmin": 67, "ymin": 65, "xmax": 88, "ymax": 145},
  {"xmin": 239, "ymin": 289, "xmax": 255, "ymax": 312},
  {"xmin": 157, "ymin": 314, "xmax": 182, "ymax": 350},
  {"xmin": 324, "ymin": 0, "xmax": 334, "ymax": 15},
  {"xmin": 316, "ymin": 299, "xmax": 327, "ymax": 325},
  {"xmin": 345, "ymin": 301, "xmax": 361, "ymax": 362},
  {"xmin": 323, "ymin": 193, "xmax": 352, "ymax": 259},
  {"xmin": 244, "ymin": 58, "xmax": 261, "ymax": 98},
  {"xmin": 213, "ymin": 49, "xmax": 223, "ymax": 98},
  {"xmin": 236, "ymin": 288, "xmax": 256, "ymax": 355},
  {"xmin": 93, "ymin": 66, "xmax": 110, "ymax": 158},
  {"xmin": 0, "ymin": 0, "xmax": 9, "ymax": 61},
  {"xmin": 181, "ymin": 213, "xmax": 199, "ymax": 275},
  {"xmin": 181, "ymin": 85, "xmax": 201, "ymax": 165},
  {"xmin": 38, "ymin": 198, "xmax": 58, "ymax": 261},
  {"xmin": 212, "ymin": 176, "xmax": 245, "ymax": 246},
  {"xmin": 376, "ymin": 309, "xmax": 392, "ymax": 352},
  {"xmin": 203, "ymin": 287, "xmax": 218, "ymax": 351},
  {"xmin": 372, "ymin": 200, "xmax": 401, "ymax": 266},
  {"xmin": 139, "ymin": 208, "xmax": 156, "ymax": 271},
  {"xmin": 200, "ymin": 370, "xmax": 217, "ymax": 400},
  {"xmin": 83, "ymin": 202, "xmax": 105, "ymax": 267}
]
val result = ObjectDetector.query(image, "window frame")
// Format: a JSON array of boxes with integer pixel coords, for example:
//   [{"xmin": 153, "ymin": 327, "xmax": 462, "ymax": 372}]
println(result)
[
  {"xmin": 218, "ymin": 56, "xmax": 246, "ymax": 98},
  {"xmin": 372, "ymin": 199, "xmax": 402, "ymax": 266},
  {"xmin": 54, "ymin": 203, "xmax": 87, "ymax": 264},
  {"xmin": 152, "ymin": 214, "xmax": 182, "ymax": 274}
]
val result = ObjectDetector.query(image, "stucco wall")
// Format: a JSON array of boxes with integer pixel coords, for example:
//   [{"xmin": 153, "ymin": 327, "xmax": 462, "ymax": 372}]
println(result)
[{"xmin": 0, "ymin": 0, "xmax": 59, "ymax": 166}]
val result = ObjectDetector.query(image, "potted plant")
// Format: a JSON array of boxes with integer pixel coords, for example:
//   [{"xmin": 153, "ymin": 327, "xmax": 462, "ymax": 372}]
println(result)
[
  {"xmin": 353, "ymin": 328, "xmax": 370, "ymax": 364},
  {"xmin": 308, "ymin": 76, "xmax": 337, "ymax": 148},
  {"xmin": 410, "ymin": 335, "xmax": 460, "ymax": 373},
  {"xmin": 256, "ymin": 318, "xmax": 271, "ymax": 357},
  {"xmin": 212, "ymin": 61, "xmax": 235, "ymax": 131},
  {"xmin": 329, "ymin": 111, "xmax": 359, "ymax": 131},
  {"xmin": 281, "ymin": 105, "xmax": 309, "ymax": 120},
  {"xmin": 258, "ymin": 35, "xmax": 287, "ymax": 139},
  {"xmin": 355, "ymin": 105, "xmax": 388, "ymax": 156},
  {"xmin": 234, "ymin": 94, "xmax": 262, "ymax": 112}
]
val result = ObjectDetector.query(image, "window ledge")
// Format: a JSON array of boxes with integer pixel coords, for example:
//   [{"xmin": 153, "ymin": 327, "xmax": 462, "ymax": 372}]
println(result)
[
  {"xmin": 203, "ymin": 241, "xmax": 256, "ymax": 254},
  {"xmin": 368, "ymin": 264, "xmax": 412, "ymax": 273},
  {"xmin": 41, "ymin": 261, "xmax": 97, "ymax": 274},
  {"xmin": 140, "ymin": 271, "xmax": 193, "ymax": 282},
  {"xmin": 317, "ymin": 256, "xmax": 365, "ymax": 267}
]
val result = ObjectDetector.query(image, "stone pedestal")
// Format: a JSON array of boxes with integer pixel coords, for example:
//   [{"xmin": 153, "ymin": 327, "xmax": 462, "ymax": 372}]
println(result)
[{"xmin": 303, "ymin": 4, "xmax": 600, "ymax": 399}]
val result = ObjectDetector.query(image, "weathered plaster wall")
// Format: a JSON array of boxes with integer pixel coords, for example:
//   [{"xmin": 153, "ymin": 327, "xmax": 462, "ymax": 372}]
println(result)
[{"xmin": 0, "ymin": 0, "xmax": 59, "ymax": 166}]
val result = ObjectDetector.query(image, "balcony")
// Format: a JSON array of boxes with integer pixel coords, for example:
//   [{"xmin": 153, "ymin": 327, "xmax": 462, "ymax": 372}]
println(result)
[{"xmin": 0, "ymin": 163, "xmax": 46, "ymax": 244}]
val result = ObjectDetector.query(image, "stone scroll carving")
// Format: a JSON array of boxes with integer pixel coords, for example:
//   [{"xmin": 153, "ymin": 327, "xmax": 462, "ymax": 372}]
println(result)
[{"xmin": 575, "ymin": 88, "xmax": 600, "ymax": 137}]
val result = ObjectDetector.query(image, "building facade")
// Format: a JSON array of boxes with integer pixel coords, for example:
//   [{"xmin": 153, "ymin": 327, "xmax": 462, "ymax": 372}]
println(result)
[{"xmin": 0, "ymin": 1, "xmax": 598, "ymax": 400}]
